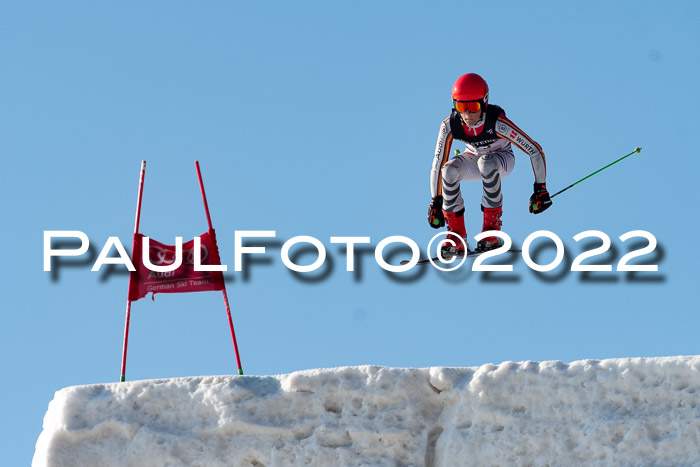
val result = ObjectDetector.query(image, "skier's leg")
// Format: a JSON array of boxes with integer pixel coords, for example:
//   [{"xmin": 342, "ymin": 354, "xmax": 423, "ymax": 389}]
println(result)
[
  {"xmin": 440, "ymin": 154, "xmax": 473, "ymax": 255},
  {"xmin": 476, "ymin": 149, "xmax": 515, "ymax": 251},
  {"xmin": 477, "ymin": 149, "xmax": 515, "ymax": 208},
  {"xmin": 440, "ymin": 155, "xmax": 467, "ymax": 214}
]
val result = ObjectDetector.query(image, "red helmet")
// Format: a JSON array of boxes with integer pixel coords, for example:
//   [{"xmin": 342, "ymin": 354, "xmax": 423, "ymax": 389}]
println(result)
[{"xmin": 452, "ymin": 73, "xmax": 489, "ymax": 112}]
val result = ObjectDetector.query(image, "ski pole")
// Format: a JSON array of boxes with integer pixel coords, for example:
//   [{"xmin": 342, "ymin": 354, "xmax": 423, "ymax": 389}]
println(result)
[{"xmin": 550, "ymin": 147, "xmax": 642, "ymax": 199}]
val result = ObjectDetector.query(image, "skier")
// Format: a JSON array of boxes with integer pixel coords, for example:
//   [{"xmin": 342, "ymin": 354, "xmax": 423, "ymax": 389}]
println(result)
[{"xmin": 427, "ymin": 73, "xmax": 552, "ymax": 257}]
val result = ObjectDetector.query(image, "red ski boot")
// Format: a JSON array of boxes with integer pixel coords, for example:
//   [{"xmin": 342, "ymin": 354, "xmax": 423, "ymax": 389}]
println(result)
[
  {"xmin": 476, "ymin": 206, "xmax": 504, "ymax": 252},
  {"xmin": 441, "ymin": 209, "xmax": 468, "ymax": 259}
]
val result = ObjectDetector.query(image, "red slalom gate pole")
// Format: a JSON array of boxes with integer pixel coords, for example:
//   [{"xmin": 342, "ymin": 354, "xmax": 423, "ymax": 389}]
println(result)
[
  {"xmin": 121, "ymin": 161, "xmax": 146, "ymax": 382},
  {"xmin": 195, "ymin": 161, "xmax": 244, "ymax": 375}
]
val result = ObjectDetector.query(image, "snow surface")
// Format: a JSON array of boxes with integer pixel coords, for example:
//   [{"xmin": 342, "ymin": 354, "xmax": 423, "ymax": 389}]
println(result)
[{"xmin": 34, "ymin": 356, "xmax": 700, "ymax": 466}]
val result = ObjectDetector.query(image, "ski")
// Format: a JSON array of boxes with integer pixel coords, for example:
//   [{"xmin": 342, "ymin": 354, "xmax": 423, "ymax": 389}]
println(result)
[{"xmin": 400, "ymin": 249, "xmax": 521, "ymax": 266}]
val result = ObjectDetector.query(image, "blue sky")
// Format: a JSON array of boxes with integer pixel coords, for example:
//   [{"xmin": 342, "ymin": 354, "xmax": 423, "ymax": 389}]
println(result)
[{"xmin": 3, "ymin": 1, "xmax": 699, "ymax": 464}]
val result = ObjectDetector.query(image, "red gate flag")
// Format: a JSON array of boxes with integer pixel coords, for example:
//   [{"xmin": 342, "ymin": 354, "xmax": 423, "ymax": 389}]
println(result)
[
  {"xmin": 121, "ymin": 161, "xmax": 243, "ymax": 382},
  {"xmin": 127, "ymin": 229, "xmax": 225, "ymax": 301}
]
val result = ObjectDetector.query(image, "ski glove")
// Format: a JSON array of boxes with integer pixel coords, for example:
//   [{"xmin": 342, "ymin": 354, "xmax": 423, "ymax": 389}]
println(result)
[
  {"xmin": 428, "ymin": 196, "xmax": 445, "ymax": 228},
  {"xmin": 529, "ymin": 182, "xmax": 552, "ymax": 214}
]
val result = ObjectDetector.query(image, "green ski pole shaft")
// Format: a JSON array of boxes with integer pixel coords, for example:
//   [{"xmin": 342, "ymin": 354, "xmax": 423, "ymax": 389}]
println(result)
[{"xmin": 551, "ymin": 147, "xmax": 642, "ymax": 199}]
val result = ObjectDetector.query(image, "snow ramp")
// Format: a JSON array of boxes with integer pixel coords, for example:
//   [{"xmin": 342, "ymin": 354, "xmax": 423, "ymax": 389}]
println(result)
[{"xmin": 34, "ymin": 356, "xmax": 700, "ymax": 466}]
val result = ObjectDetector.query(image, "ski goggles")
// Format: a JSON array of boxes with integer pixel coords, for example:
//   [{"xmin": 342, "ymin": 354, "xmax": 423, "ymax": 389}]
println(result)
[{"xmin": 453, "ymin": 99, "xmax": 482, "ymax": 113}]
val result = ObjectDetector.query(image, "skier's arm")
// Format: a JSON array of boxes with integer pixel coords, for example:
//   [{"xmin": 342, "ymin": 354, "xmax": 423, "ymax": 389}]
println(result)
[
  {"xmin": 427, "ymin": 117, "xmax": 454, "ymax": 228},
  {"xmin": 495, "ymin": 113, "xmax": 546, "ymax": 184},
  {"xmin": 430, "ymin": 117, "xmax": 454, "ymax": 198},
  {"xmin": 495, "ymin": 112, "xmax": 552, "ymax": 214}
]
